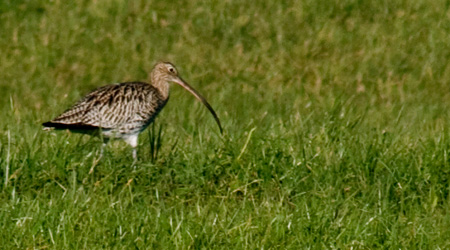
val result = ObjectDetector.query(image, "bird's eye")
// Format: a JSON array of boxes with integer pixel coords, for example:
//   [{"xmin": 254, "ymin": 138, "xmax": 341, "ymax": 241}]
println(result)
[{"xmin": 169, "ymin": 67, "xmax": 175, "ymax": 73}]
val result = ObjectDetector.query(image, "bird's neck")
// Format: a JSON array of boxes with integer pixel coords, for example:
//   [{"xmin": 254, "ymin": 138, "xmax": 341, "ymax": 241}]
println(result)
[{"xmin": 151, "ymin": 75, "xmax": 170, "ymax": 100}]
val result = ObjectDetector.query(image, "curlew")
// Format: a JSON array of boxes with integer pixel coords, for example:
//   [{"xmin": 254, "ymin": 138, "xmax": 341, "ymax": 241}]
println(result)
[{"xmin": 43, "ymin": 62, "xmax": 223, "ymax": 159}]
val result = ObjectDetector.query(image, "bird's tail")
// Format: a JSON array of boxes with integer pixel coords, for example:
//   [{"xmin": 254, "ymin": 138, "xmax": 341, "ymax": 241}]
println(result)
[
  {"xmin": 42, "ymin": 121, "xmax": 56, "ymax": 131},
  {"xmin": 42, "ymin": 121, "xmax": 101, "ymax": 131}
]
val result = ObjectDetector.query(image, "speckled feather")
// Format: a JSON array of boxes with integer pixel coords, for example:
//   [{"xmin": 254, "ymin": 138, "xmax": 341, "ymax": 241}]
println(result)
[{"xmin": 43, "ymin": 82, "xmax": 167, "ymax": 137}]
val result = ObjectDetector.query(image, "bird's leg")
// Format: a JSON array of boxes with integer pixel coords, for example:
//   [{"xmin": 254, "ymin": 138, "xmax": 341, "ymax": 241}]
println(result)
[
  {"xmin": 132, "ymin": 149, "xmax": 137, "ymax": 161},
  {"xmin": 100, "ymin": 138, "xmax": 110, "ymax": 158},
  {"xmin": 89, "ymin": 138, "xmax": 109, "ymax": 174},
  {"xmin": 125, "ymin": 135, "xmax": 138, "ymax": 161}
]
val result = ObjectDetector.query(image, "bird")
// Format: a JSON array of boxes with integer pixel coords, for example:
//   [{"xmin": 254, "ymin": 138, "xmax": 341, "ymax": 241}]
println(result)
[{"xmin": 43, "ymin": 62, "xmax": 223, "ymax": 159}]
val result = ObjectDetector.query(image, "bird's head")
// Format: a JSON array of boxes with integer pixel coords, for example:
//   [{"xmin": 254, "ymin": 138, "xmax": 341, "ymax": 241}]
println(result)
[
  {"xmin": 152, "ymin": 62, "xmax": 180, "ymax": 83},
  {"xmin": 151, "ymin": 61, "xmax": 223, "ymax": 134}
]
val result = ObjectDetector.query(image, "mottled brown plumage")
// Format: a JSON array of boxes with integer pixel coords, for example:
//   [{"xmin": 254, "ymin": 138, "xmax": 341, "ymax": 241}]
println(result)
[{"xmin": 43, "ymin": 62, "xmax": 223, "ymax": 158}]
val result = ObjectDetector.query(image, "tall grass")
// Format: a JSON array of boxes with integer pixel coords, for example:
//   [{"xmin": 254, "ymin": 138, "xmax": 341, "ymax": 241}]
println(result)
[{"xmin": 1, "ymin": 0, "xmax": 450, "ymax": 248}]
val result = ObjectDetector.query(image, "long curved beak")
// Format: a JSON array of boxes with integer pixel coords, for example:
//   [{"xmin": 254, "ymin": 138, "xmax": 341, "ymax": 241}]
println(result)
[{"xmin": 172, "ymin": 77, "xmax": 223, "ymax": 134}]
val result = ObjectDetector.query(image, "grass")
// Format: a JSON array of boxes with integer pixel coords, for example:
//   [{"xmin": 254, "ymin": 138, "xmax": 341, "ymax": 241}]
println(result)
[{"xmin": 1, "ymin": 0, "xmax": 450, "ymax": 248}]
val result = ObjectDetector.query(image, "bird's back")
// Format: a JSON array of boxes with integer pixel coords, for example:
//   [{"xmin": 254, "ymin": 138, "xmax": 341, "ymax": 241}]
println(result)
[{"xmin": 43, "ymin": 82, "xmax": 168, "ymax": 138}]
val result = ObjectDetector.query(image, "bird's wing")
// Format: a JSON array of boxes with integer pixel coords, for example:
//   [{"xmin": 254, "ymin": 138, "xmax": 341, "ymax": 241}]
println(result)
[{"xmin": 44, "ymin": 82, "xmax": 164, "ymax": 130}]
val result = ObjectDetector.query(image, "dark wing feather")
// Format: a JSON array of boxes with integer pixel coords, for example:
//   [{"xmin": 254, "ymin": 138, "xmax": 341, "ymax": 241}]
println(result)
[{"xmin": 42, "ymin": 122, "xmax": 100, "ymax": 132}]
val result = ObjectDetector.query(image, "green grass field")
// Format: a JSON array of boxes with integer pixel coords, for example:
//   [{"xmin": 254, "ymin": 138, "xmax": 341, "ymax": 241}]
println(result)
[{"xmin": 2, "ymin": 0, "xmax": 450, "ymax": 248}]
